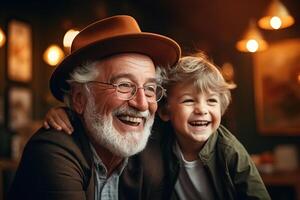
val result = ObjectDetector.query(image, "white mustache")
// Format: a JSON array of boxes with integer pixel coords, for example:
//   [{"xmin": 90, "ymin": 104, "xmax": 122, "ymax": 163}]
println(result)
[{"xmin": 113, "ymin": 106, "xmax": 150, "ymax": 118}]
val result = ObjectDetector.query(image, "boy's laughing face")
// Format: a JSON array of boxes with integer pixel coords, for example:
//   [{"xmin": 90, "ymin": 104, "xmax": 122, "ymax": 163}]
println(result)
[{"xmin": 161, "ymin": 81, "xmax": 221, "ymax": 148}]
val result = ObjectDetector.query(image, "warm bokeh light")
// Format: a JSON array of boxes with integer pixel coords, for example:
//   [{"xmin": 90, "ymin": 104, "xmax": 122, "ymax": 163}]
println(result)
[
  {"xmin": 43, "ymin": 45, "xmax": 65, "ymax": 66},
  {"xmin": 63, "ymin": 29, "xmax": 79, "ymax": 48},
  {"xmin": 236, "ymin": 21, "xmax": 268, "ymax": 53},
  {"xmin": 270, "ymin": 16, "xmax": 282, "ymax": 29},
  {"xmin": 298, "ymin": 73, "xmax": 300, "ymax": 84},
  {"xmin": 0, "ymin": 28, "xmax": 6, "ymax": 47},
  {"xmin": 246, "ymin": 39, "xmax": 259, "ymax": 52},
  {"xmin": 258, "ymin": 0, "xmax": 294, "ymax": 30}
]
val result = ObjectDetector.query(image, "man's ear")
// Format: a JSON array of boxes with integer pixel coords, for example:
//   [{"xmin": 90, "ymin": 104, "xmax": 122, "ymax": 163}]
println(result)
[
  {"xmin": 71, "ymin": 85, "xmax": 87, "ymax": 115},
  {"xmin": 158, "ymin": 105, "xmax": 170, "ymax": 122}
]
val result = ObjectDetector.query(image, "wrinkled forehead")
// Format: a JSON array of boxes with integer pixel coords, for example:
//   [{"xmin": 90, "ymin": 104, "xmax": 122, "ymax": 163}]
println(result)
[{"xmin": 95, "ymin": 53, "xmax": 157, "ymax": 82}]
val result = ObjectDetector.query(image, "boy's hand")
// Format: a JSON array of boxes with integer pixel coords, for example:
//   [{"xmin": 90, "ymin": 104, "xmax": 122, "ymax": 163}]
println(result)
[{"xmin": 43, "ymin": 107, "xmax": 74, "ymax": 134}]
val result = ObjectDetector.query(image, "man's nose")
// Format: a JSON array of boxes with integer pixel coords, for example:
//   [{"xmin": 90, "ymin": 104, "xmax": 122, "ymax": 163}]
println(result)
[{"xmin": 128, "ymin": 88, "xmax": 149, "ymax": 111}]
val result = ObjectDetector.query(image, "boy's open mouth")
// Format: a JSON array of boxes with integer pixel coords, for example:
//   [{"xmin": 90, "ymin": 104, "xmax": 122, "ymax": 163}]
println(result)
[{"xmin": 189, "ymin": 120, "xmax": 210, "ymax": 126}]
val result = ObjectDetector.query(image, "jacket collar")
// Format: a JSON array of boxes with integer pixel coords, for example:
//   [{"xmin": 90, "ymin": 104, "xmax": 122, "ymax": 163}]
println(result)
[{"xmin": 66, "ymin": 108, "xmax": 95, "ymax": 200}]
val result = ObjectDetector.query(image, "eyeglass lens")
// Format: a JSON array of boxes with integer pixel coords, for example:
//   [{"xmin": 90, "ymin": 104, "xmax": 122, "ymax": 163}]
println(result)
[{"xmin": 116, "ymin": 82, "xmax": 164, "ymax": 102}]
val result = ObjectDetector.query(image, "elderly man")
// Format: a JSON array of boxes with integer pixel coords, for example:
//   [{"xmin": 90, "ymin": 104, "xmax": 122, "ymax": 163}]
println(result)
[{"xmin": 8, "ymin": 15, "xmax": 181, "ymax": 200}]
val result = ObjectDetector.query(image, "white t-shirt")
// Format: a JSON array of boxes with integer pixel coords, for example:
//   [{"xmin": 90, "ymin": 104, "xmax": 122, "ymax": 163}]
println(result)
[{"xmin": 174, "ymin": 143, "xmax": 215, "ymax": 200}]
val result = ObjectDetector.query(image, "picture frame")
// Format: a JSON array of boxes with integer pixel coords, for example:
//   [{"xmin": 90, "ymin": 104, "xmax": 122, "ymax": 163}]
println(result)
[
  {"xmin": 253, "ymin": 39, "xmax": 300, "ymax": 135},
  {"xmin": 7, "ymin": 19, "xmax": 32, "ymax": 82},
  {"xmin": 8, "ymin": 87, "xmax": 32, "ymax": 131},
  {"xmin": 0, "ymin": 96, "xmax": 3, "ymax": 124}
]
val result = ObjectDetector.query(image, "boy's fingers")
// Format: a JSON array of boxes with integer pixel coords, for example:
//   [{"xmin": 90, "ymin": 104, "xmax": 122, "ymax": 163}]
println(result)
[
  {"xmin": 49, "ymin": 115, "xmax": 70, "ymax": 134},
  {"xmin": 43, "ymin": 121, "xmax": 50, "ymax": 129},
  {"xmin": 44, "ymin": 113, "xmax": 61, "ymax": 130},
  {"xmin": 56, "ymin": 109, "xmax": 73, "ymax": 134},
  {"xmin": 58, "ymin": 121, "xmax": 73, "ymax": 135},
  {"xmin": 48, "ymin": 117, "xmax": 62, "ymax": 131},
  {"xmin": 65, "ymin": 121, "xmax": 74, "ymax": 133},
  {"xmin": 44, "ymin": 107, "xmax": 74, "ymax": 134}
]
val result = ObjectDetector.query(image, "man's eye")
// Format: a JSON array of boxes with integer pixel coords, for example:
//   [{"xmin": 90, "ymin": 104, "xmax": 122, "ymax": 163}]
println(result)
[
  {"xmin": 144, "ymin": 85, "xmax": 157, "ymax": 97},
  {"xmin": 118, "ymin": 82, "xmax": 134, "ymax": 93},
  {"xmin": 145, "ymin": 85, "xmax": 156, "ymax": 93},
  {"xmin": 119, "ymin": 82, "xmax": 131, "ymax": 87}
]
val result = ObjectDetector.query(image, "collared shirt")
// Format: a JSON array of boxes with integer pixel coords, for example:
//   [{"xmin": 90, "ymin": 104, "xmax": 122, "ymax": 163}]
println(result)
[{"xmin": 90, "ymin": 144, "xmax": 128, "ymax": 200}]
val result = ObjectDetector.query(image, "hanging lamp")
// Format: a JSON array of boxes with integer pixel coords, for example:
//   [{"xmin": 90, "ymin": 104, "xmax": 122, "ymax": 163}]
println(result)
[
  {"xmin": 258, "ymin": 0, "xmax": 294, "ymax": 30},
  {"xmin": 236, "ymin": 20, "xmax": 268, "ymax": 53}
]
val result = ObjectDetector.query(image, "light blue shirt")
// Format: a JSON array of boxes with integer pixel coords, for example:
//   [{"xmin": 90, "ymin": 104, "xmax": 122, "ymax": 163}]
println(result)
[{"xmin": 90, "ymin": 144, "xmax": 128, "ymax": 200}]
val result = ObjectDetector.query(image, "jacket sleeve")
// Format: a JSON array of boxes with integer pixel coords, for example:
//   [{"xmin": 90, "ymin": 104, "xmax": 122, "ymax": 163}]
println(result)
[
  {"xmin": 8, "ymin": 129, "xmax": 89, "ymax": 200},
  {"xmin": 225, "ymin": 138, "xmax": 271, "ymax": 200}
]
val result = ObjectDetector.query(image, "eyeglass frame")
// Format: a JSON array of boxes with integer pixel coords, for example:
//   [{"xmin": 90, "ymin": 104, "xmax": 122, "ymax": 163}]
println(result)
[{"xmin": 85, "ymin": 80, "xmax": 166, "ymax": 102}]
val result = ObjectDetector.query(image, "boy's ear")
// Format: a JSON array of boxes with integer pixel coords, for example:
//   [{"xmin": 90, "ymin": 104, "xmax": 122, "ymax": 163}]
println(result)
[
  {"xmin": 71, "ymin": 85, "xmax": 87, "ymax": 115},
  {"xmin": 158, "ymin": 105, "xmax": 170, "ymax": 122}
]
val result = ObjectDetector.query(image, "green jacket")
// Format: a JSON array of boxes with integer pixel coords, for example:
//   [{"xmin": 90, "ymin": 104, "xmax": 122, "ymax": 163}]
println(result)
[{"xmin": 161, "ymin": 124, "xmax": 271, "ymax": 200}]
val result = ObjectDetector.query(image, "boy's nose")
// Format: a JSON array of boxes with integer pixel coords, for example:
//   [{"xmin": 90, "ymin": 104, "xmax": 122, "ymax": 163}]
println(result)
[
  {"xmin": 128, "ymin": 88, "xmax": 149, "ymax": 111},
  {"xmin": 194, "ymin": 103, "xmax": 208, "ymax": 115}
]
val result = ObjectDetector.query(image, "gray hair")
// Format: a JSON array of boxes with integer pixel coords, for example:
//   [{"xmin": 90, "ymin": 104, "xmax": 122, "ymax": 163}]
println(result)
[
  {"xmin": 63, "ymin": 61, "xmax": 100, "ymax": 107},
  {"xmin": 63, "ymin": 60, "xmax": 163, "ymax": 107},
  {"xmin": 160, "ymin": 55, "xmax": 235, "ymax": 115}
]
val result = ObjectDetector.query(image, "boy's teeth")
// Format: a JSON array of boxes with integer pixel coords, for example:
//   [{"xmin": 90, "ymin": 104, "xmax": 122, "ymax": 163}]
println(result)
[{"xmin": 190, "ymin": 121, "xmax": 209, "ymax": 126}]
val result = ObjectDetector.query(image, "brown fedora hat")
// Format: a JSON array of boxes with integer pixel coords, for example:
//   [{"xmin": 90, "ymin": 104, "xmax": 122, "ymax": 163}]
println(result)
[{"xmin": 50, "ymin": 15, "xmax": 181, "ymax": 102}]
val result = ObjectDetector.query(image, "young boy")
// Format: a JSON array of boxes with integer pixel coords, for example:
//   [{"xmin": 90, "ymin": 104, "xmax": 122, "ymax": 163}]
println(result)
[
  {"xmin": 156, "ymin": 55, "xmax": 270, "ymax": 199},
  {"xmin": 43, "ymin": 55, "xmax": 270, "ymax": 199}
]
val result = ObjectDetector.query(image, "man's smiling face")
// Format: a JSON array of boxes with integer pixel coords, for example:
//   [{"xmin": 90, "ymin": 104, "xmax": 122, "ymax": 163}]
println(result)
[{"xmin": 80, "ymin": 53, "xmax": 157, "ymax": 156}]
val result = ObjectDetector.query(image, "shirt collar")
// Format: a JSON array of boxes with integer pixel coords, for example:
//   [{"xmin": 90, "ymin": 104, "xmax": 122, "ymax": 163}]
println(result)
[{"xmin": 90, "ymin": 143, "xmax": 128, "ymax": 177}]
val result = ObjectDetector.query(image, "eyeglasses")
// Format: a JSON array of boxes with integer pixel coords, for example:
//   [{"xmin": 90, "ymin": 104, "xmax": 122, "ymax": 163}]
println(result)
[{"xmin": 86, "ymin": 81, "xmax": 166, "ymax": 102}]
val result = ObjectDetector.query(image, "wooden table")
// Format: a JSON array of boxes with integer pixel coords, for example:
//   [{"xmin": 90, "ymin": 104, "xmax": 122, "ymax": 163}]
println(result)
[
  {"xmin": 261, "ymin": 169, "xmax": 300, "ymax": 200},
  {"xmin": 0, "ymin": 159, "xmax": 18, "ymax": 200}
]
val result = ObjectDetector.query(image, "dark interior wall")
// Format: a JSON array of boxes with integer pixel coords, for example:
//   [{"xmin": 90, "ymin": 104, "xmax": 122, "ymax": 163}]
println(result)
[
  {"xmin": 231, "ymin": 53, "xmax": 300, "ymax": 154},
  {"xmin": 0, "ymin": 0, "xmax": 299, "ymax": 157}
]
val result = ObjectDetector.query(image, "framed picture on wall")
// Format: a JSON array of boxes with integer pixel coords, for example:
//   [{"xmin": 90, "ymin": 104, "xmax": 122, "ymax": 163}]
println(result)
[
  {"xmin": 7, "ymin": 19, "xmax": 32, "ymax": 82},
  {"xmin": 0, "ymin": 95, "xmax": 3, "ymax": 124},
  {"xmin": 8, "ymin": 87, "xmax": 32, "ymax": 131},
  {"xmin": 253, "ymin": 39, "xmax": 300, "ymax": 135}
]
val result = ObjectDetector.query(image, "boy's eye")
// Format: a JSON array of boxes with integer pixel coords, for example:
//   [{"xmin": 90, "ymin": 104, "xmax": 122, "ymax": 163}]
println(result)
[
  {"xmin": 182, "ymin": 99, "xmax": 194, "ymax": 104},
  {"xmin": 207, "ymin": 98, "xmax": 219, "ymax": 104}
]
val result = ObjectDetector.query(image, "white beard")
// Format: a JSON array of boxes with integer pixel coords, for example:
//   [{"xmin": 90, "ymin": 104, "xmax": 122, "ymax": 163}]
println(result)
[{"xmin": 83, "ymin": 96, "xmax": 154, "ymax": 157}]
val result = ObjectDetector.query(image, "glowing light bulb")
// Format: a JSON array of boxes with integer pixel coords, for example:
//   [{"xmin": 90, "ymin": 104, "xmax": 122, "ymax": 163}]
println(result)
[
  {"xmin": 63, "ymin": 29, "xmax": 79, "ymax": 48},
  {"xmin": 0, "ymin": 28, "xmax": 6, "ymax": 47},
  {"xmin": 270, "ymin": 16, "xmax": 282, "ymax": 29},
  {"xmin": 43, "ymin": 45, "xmax": 64, "ymax": 66},
  {"xmin": 246, "ymin": 39, "xmax": 259, "ymax": 52}
]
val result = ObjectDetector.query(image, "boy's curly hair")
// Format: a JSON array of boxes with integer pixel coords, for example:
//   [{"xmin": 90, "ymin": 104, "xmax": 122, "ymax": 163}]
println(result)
[{"xmin": 159, "ymin": 53, "xmax": 235, "ymax": 115}]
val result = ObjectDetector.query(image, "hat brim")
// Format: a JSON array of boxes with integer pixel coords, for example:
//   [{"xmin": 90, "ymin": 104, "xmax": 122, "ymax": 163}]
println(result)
[{"xmin": 50, "ymin": 32, "xmax": 181, "ymax": 102}]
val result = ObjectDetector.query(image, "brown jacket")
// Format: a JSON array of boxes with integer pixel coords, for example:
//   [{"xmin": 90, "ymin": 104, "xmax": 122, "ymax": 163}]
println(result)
[{"xmin": 8, "ymin": 112, "xmax": 165, "ymax": 200}]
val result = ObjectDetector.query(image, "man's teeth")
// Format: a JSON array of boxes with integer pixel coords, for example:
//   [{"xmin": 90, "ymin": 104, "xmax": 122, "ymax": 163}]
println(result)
[{"xmin": 119, "ymin": 116, "xmax": 143, "ymax": 123}]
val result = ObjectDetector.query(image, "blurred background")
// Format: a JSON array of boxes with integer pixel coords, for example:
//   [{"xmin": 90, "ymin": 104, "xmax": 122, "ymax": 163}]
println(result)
[{"xmin": 0, "ymin": 0, "xmax": 300, "ymax": 199}]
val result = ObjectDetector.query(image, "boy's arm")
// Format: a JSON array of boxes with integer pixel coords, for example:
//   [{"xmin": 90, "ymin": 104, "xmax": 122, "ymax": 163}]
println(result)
[
  {"xmin": 218, "ymin": 125, "xmax": 271, "ymax": 199},
  {"xmin": 226, "ymin": 140, "xmax": 271, "ymax": 199},
  {"xmin": 43, "ymin": 107, "xmax": 74, "ymax": 134}
]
